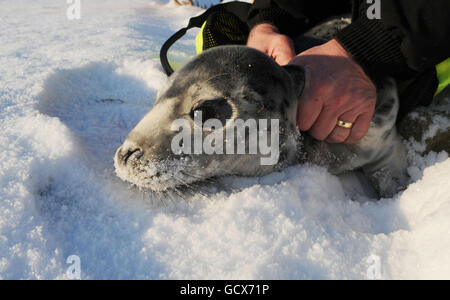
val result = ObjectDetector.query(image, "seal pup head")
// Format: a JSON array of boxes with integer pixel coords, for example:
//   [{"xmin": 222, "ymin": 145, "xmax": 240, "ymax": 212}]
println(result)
[{"xmin": 114, "ymin": 45, "xmax": 305, "ymax": 192}]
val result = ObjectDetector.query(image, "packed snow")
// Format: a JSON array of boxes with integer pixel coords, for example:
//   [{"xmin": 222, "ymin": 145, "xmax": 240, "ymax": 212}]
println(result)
[{"xmin": 0, "ymin": 0, "xmax": 449, "ymax": 280}]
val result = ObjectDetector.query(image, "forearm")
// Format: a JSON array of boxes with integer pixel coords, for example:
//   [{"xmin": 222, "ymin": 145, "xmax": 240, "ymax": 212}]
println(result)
[
  {"xmin": 247, "ymin": 0, "xmax": 351, "ymax": 38},
  {"xmin": 247, "ymin": 0, "xmax": 307, "ymax": 38},
  {"xmin": 336, "ymin": 0, "xmax": 450, "ymax": 76}
]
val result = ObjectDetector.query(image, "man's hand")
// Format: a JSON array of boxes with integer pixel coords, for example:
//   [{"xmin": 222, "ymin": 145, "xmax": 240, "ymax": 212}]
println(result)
[
  {"xmin": 290, "ymin": 39, "xmax": 377, "ymax": 144},
  {"xmin": 247, "ymin": 23, "xmax": 296, "ymax": 66}
]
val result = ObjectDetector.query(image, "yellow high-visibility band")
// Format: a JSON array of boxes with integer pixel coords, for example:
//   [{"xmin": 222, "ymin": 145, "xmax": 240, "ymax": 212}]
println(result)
[
  {"xmin": 436, "ymin": 57, "xmax": 450, "ymax": 95},
  {"xmin": 196, "ymin": 21, "xmax": 207, "ymax": 54}
]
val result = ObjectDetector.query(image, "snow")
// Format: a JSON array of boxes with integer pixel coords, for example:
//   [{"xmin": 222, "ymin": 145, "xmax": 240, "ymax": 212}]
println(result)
[{"xmin": 1, "ymin": 0, "xmax": 449, "ymax": 280}]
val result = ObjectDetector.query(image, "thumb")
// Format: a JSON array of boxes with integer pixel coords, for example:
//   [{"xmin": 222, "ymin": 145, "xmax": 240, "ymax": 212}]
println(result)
[
  {"xmin": 272, "ymin": 39, "xmax": 296, "ymax": 66},
  {"xmin": 275, "ymin": 50, "xmax": 296, "ymax": 66},
  {"xmin": 273, "ymin": 47, "xmax": 295, "ymax": 66}
]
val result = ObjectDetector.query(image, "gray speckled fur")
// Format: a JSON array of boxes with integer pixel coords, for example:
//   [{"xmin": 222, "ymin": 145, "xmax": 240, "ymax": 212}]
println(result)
[{"xmin": 115, "ymin": 46, "xmax": 408, "ymax": 197}]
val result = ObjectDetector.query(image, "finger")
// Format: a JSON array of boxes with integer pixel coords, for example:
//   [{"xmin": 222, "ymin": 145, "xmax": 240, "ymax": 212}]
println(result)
[
  {"xmin": 308, "ymin": 106, "xmax": 341, "ymax": 141},
  {"xmin": 327, "ymin": 127, "xmax": 351, "ymax": 144},
  {"xmin": 296, "ymin": 70, "xmax": 323, "ymax": 131},
  {"xmin": 275, "ymin": 45, "xmax": 296, "ymax": 66},
  {"xmin": 345, "ymin": 112, "xmax": 373, "ymax": 144},
  {"xmin": 296, "ymin": 95, "xmax": 322, "ymax": 132},
  {"xmin": 326, "ymin": 112, "xmax": 358, "ymax": 143}
]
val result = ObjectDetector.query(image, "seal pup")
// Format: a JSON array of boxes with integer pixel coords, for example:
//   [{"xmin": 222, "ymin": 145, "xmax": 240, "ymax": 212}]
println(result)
[{"xmin": 114, "ymin": 45, "xmax": 408, "ymax": 198}]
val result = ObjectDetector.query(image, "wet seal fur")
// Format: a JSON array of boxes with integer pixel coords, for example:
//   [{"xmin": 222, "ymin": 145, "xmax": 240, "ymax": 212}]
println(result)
[{"xmin": 114, "ymin": 45, "xmax": 409, "ymax": 198}]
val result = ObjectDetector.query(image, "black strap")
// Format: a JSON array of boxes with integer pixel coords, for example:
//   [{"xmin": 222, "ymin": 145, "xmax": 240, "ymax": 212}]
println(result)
[{"xmin": 160, "ymin": 2, "xmax": 251, "ymax": 76}]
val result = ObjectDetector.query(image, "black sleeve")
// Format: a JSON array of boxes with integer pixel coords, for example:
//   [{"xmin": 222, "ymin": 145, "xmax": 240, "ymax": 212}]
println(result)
[
  {"xmin": 247, "ymin": 0, "xmax": 351, "ymax": 38},
  {"xmin": 336, "ymin": 0, "xmax": 450, "ymax": 75},
  {"xmin": 248, "ymin": 0, "xmax": 450, "ymax": 76}
]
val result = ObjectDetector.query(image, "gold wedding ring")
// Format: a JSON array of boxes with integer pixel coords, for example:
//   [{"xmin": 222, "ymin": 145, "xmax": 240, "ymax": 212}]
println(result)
[{"xmin": 337, "ymin": 120, "xmax": 354, "ymax": 129}]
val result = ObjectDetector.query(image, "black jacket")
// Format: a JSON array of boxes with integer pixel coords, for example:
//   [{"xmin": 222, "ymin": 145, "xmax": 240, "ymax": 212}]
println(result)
[{"xmin": 247, "ymin": 0, "xmax": 450, "ymax": 116}]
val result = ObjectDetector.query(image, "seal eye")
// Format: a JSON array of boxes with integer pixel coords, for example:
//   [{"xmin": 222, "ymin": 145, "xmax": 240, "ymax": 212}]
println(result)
[{"xmin": 190, "ymin": 98, "xmax": 233, "ymax": 126}]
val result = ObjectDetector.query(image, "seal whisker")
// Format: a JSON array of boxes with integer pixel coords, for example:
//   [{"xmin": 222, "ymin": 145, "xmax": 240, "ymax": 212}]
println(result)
[
  {"xmin": 167, "ymin": 190, "xmax": 181, "ymax": 207},
  {"xmin": 179, "ymin": 167, "xmax": 240, "ymax": 193},
  {"xmin": 179, "ymin": 171, "xmax": 235, "ymax": 193},
  {"xmin": 172, "ymin": 186, "xmax": 188, "ymax": 203},
  {"xmin": 214, "ymin": 179, "xmax": 241, "ymax": 193},
  {"xmin": 180, "ymin": 185, "xmax": 197, "ymax": 198},
  {"xmin": 190, "ymin": 183, "xmax": 211, "ymax": 198},
  {"xmin": 174, "ymin": 174, "xmax": 210, "ymax": 198},
  {"xmin": 179, "ymin": 164, "xmax": 235, "ymax": 177},
  {"xmin": 156, "ymin": 191, "xmax": 168, "ymax": 208},
  {"xmin": 171, "ymin": 175, "xmax": 200, "ymax": 201}
]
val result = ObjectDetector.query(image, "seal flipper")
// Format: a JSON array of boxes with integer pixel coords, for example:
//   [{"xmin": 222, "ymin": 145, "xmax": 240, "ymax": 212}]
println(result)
[
  {"xmin": 361, "ymin": 78, "xmax": 409, "ymax": 198},
  {"xmin": 362, "ymin": 134, "xmax": 409, "ymax": 198}
]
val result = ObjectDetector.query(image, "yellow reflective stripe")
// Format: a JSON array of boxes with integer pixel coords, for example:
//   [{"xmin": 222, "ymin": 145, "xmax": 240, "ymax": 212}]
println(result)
[
  {"xmin": 196, "ymin": 21, "xmax": 207, "ymax": 54},
  {"xmin": 436, "ymin": 57, "xmax": 450, "ymax": 95}
]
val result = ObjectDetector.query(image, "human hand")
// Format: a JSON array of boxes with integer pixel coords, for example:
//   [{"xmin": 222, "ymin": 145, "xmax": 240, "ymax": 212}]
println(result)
[
  {"xmin": 247, "ymin": 23, "xmax": 296, "ymax": 66},
  {"xmin": 290, "ymin": 39, "xmax": 377, "ymax": 144}
]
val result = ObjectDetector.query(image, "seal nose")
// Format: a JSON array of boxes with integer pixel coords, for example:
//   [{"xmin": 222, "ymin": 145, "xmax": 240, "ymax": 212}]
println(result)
[{"xmin": 117, "ymin": 145, "xmax": 144, "ymax": 166}]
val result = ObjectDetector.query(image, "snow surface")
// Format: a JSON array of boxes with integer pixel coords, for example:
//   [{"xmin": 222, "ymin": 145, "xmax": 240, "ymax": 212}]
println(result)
[{"xmin": 0, "ymin": 0, "xmax": 449, "ymax": 280}]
